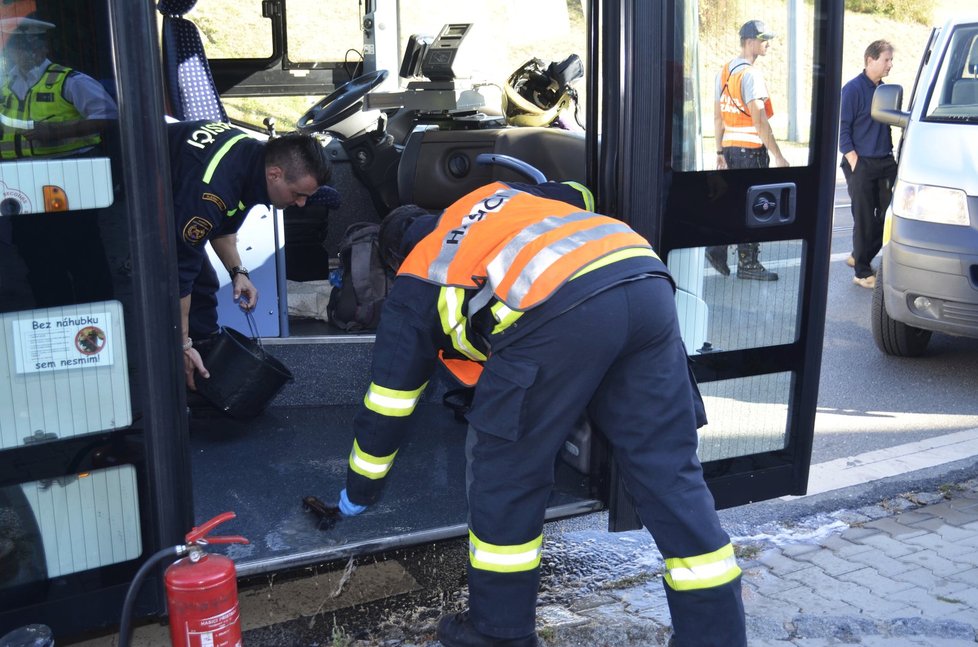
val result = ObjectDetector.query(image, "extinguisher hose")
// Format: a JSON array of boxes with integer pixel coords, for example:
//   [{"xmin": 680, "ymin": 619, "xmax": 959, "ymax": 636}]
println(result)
[{"xmin": 118, "ymin": 545, "xmax": 184, "ymax": 647}]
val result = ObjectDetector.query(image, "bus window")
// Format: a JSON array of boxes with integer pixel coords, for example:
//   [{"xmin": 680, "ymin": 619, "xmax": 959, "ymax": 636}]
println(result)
[
  {"xmin": 0, "ymin": 465, "xmax": 141, "ymax": 587},
  {"xmin": 675, "ymin": 1, "xmax": 816, "ymax": 172},
  {"xmin": 397, "ymin": 0, "xmax": 588, "ymax": 122},
  {"xmin": 669, "ymin": 240, "xmax": 803, "ymax": 355},
  {"xmin": 0, "ymin": 2, "xmax": 123, "ymax": 313}
]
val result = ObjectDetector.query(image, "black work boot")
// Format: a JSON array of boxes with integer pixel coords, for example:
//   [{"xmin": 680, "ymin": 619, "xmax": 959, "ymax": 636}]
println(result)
[
  {"xmin": 736, "ymin": 243, "xmax": 778, "ymax": 281},
  {"xmin": 436, "ymin": 611, "xmax": 539, "ymax": 647},
  {"xmin": 705, "ymin": 246, "xmax": 730, "ymax": 276}
]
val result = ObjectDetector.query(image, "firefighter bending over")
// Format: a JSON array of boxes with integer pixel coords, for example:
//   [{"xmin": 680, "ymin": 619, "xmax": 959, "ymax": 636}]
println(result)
[{"xmin": 334, "ymin": 182, "xmax": 747, "ymax": 647}]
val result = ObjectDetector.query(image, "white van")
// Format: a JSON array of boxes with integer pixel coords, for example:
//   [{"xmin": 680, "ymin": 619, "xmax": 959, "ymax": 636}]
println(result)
[{"xmin": 870, "ymin": 15, "xmax": 978, "ymax": 356}]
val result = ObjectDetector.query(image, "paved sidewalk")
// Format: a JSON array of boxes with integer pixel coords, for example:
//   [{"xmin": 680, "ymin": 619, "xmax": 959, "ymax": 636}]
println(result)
[{"xmin": 534, "ymin": 477, "xmax": 978, "ymax": 646}]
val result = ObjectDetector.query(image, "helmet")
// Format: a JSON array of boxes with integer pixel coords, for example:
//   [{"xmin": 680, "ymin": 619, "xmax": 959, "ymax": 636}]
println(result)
[{"xmin": 502, "ymin": 55, "xmax": 583, "ymax": 128}]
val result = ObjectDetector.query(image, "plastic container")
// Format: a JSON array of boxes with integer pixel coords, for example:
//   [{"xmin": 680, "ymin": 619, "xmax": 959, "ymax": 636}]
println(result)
[{"xmin": 195, "ymin": 325, "xmax": 293, "ymax": 419}]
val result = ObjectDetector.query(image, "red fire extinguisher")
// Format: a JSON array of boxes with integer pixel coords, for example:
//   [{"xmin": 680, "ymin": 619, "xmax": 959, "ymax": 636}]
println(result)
[
  {"xmin": 165, "ymin": 512, "xmax": 249, "ymax": 647},
  {"xmin": 118, "ymin": 512, "xmax": 249, "ymax": 647}
]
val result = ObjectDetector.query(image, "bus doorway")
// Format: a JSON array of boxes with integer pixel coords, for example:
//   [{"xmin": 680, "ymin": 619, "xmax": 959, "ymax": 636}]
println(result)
[{"xmin": 0, "ymin": 0, "xmax": 843, "ymax": 639}]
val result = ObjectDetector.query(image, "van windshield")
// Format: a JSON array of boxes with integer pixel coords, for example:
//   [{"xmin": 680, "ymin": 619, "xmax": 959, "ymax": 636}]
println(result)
[{"xmin": 924, "ymin": 23, "xmax": 978, "ymax": 122}]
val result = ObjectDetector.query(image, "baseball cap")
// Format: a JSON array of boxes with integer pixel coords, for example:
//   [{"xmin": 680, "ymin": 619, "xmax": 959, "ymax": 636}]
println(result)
[{"xmin": 739, "ymin": 20, "xmax": 776, "ymax": 41}]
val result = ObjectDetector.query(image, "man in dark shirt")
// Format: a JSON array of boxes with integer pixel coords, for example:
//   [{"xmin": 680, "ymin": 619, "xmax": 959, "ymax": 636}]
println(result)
[
  {"xmin": 168, "ymin": 120, "xmax": 331, "ymax": 388},
  {"xmin": 839, "ymin": 40, "xmax": 897, "ymax": 289}
]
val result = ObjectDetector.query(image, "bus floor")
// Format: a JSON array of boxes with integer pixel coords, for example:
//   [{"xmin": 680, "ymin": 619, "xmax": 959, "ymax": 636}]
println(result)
[{"xmin": 188, "ymin": 403, "xmax": 595, "ymax": 577}]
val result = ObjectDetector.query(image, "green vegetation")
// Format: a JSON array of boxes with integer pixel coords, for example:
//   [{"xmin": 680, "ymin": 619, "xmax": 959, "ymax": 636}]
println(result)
[{"xmin": 845, "ymin": 0, "xmax": 931, "ymax": 25}]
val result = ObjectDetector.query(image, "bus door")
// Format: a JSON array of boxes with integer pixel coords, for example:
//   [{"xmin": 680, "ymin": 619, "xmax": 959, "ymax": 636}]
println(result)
[
  {"xmin": 597, "ymin": 0, "xmax": 844, "ymax": 527},
  {"xmin": 0, "ymin": 0, "xmax": 188, "ymax": 637}
]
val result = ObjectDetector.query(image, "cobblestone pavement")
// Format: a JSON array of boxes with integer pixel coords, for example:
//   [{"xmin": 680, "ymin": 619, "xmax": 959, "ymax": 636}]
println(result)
[{"xmin": 527, "ymin": 477, "xmax": 978, "ymax": 646}]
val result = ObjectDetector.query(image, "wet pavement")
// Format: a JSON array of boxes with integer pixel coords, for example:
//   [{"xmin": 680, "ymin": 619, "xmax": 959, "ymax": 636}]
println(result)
[{"xmin": 366, "ymin": 472, "xmax": 978, "ymax": 647}]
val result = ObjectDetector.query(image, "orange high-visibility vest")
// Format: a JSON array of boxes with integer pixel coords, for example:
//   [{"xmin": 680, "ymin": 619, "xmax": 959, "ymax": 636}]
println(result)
[
  {"xmin": 719, "ymin": 61, "xmax": 774, "ymax": 149},
  {"xmin": 398, "ymin": 182, "xmax": 653, "ymax": 312},
  {"xmin": 399, "ymin": 182, "xmax": 655, "ymax": 386}
]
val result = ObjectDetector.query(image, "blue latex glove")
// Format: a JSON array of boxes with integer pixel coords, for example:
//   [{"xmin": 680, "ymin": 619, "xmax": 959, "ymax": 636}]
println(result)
[{"xmin": 338, "ymin": 488, "xmax": 368, "ymax": 517}]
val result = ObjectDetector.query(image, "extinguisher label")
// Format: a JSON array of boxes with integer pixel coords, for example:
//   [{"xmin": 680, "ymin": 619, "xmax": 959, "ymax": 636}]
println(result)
[{"xmin": 183, "ymin": 604, "xmax": 242, "ymax": 647}]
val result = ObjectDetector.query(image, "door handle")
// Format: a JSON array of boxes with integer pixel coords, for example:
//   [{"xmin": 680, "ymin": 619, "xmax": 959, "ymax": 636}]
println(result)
[{"xmin": 745, "ymin": 182, "xmax": 796, "ymax": 228}]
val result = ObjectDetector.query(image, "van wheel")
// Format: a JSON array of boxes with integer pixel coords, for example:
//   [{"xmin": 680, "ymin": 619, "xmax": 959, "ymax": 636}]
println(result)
[{"xmin": 871, "ymin": 265, "xmax": 931, "ymax": 357}]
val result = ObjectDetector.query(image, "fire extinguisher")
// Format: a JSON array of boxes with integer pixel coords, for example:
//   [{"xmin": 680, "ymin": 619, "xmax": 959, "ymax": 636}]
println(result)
[{"xmin": 119, "ymin": 512, "xmax": 249, "ymax": 647}]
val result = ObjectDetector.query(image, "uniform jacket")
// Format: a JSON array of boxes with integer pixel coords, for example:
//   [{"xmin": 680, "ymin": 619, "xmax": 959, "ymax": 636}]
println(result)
[
  {"xmin": 168, "ymin": 120, "xmax": 268, "ymax": 297},
  {"xmin": 345, "ymin": 182, "xmax": 673, "ymax": 505}
]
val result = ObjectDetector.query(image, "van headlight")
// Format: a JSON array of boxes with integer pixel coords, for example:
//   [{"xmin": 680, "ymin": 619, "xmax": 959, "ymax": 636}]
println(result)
[{"xmin": 891, "ymin": 180, "xmax": 970, "ymax": 226}]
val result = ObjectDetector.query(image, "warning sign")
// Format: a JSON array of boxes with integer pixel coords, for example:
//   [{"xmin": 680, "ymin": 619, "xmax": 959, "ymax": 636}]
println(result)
[{"xmin": 12, "ymin": 311, "xmax": 115, "ymax": 374}]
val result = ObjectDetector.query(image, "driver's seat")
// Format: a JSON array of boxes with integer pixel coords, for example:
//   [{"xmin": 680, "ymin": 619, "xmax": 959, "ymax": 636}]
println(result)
[{"xmin": 158, "ymin": 0, "xmax": 228, "ymax": 122}]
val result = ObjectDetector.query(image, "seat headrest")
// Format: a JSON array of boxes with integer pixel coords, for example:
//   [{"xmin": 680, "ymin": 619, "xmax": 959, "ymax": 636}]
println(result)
[{"xmin": 158, "ymin": 0, "xmax": 198, "ymax": 17}]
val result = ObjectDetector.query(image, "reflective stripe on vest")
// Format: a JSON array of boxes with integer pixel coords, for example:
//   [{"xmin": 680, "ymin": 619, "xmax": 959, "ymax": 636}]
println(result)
[
  {"xmin": 719, "ymin": 61, "xmax": 774, "ymax": 149},
  {"xmin": 439, "ymin": 286, "xmax": 488, "ymax": 363},
  {"xmin": 0, "ymin": 64, "xmax": 102, "ymax": 159},
  {"xmin": 203, "ymin": 133, "xmax": 249, "ymax": 183},
  {"xmin": 469, "ymin": 529, "xmax": 543, "ymax": 573},
  {"xmin": 489, "ymin": 300, "xmax": 523, "ymax": 335},
  {"xmin": 348, "ymin": 438, "xmax": 398, "ymax": 480},
  {"xmin": 399, "ymin": 183, "xmax": 654, "ymax": 311},
  {"xmin": 363, "ymin": 381, "xmax": 427, "ymax": 417},
  {"xmin": 664, "ymin": 542, "xmax": 742, "ymax": 592},
  {"xmin": 562, "ymin": 180, "xmax": 595, "ymax": 211}
]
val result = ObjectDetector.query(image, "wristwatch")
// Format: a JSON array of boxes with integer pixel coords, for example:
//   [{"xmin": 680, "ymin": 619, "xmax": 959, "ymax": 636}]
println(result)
[{"xmin": 230, "ymin": 265, "xmax": 250, "ymax": 279}]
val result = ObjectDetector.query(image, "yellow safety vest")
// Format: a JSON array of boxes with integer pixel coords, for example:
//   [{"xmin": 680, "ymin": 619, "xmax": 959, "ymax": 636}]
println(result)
[{"xmin": 1, "ymin": 64, "xmax": 103, "ymax": 159}]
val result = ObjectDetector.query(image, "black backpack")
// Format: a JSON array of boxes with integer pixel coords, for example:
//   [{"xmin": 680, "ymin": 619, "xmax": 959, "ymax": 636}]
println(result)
[{"xmin": 327, "ymin": 222, "xmax": 394, "ymax": 331}]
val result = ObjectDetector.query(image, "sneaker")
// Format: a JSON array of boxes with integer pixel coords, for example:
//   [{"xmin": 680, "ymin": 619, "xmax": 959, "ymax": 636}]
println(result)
[
  {"xmin": 853, "ymin": 274, "xmax": 876, "ymax": 289},
  {"xmin": 846, "ymin": 254, "xmax": 856, "ymax": 268},
  {"xmin": 736, "ymin": 261, "xmax": 779, "ymax": 281},
  {"xmin": 706, "ymin": 247, "xmax": 730, "ymax": 276},
  {"xmin": 436, "ymin": 612, "xmax": 538, "ymax": 647}
]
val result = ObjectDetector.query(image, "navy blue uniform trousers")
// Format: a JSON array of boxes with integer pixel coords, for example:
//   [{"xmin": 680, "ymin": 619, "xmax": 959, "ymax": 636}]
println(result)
[
  {"xmin": 188, "ymin": 257, "xmax": 220, "ymax": 340},
  {"xmin": 463, "ymin": 275, "xmax": 746, "ymax": 646}
]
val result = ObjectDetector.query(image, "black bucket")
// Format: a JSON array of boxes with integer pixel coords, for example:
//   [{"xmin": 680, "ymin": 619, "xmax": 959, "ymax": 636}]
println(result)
[{"xmin": 195, "ymin": 326, "xmax": 293, "ymax": 419}]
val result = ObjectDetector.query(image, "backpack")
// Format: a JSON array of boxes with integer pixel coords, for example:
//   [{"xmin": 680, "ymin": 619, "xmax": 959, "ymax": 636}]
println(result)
[{"xmin": 326, "ymin": 222, "xmax": 394, "ymax": 331}]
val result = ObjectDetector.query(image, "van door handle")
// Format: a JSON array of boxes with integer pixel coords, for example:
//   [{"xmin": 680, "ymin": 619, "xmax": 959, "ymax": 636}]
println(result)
[{"xmin": 746, "ymin": 183, "xmax": 796, "ymax": 228}]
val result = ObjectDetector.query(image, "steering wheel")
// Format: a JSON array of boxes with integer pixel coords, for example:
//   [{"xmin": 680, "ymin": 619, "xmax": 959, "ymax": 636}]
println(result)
[{"xmin": 296, "ymin": 69, "xmax": 388, "ymax": 134}]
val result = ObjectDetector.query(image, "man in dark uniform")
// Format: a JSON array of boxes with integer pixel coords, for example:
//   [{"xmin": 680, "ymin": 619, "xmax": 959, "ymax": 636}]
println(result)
[
  {"xmin": 169, "ymin": 120, "xmax": 331, "ymax": 389},
  {"xmin": 333, "ymin": 182, "xmax": 747, "ymax": 647}
]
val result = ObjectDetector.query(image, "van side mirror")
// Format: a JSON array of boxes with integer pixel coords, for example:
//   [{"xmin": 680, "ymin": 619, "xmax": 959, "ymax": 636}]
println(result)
[{"xmin": 871, "ymin": 84, "xmax": 910, "ymax": 128}]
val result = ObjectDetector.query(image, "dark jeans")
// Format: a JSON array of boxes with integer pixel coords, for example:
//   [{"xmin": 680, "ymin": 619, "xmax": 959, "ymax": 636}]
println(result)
[
  {"xmin": 722, "ymin": 145, "xmax": 769, "ymax": 170},
  {"xmin": 709, "ymin": 146, "xmax": 770, "ymax": 267},
  {"xmin": 841, "ymin": 155, "xmax": 897, "ymax": 278}
]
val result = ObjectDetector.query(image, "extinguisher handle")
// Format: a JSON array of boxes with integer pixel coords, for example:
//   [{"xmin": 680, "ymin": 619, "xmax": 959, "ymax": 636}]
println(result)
[
  {"xmin": 201, "ymin": 534, "xmax": 250, "ymax": 545},
  {"xmin": 185, "ymin": 511, "xmax": 249, "ymax": 545}
]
